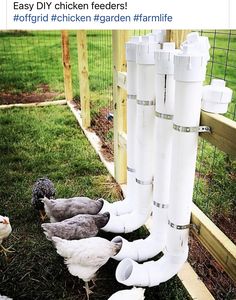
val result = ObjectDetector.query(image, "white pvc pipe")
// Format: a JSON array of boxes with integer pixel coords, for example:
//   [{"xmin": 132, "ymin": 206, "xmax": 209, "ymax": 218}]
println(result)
[
  {"xmin": 101, "ymin": 36, "xmax": 140, "ymax": 216},
  {"xmin": 102, "ymin": 36, "xmax": 159, "ymax": 233},
  {"xmin": 116, "ymin": 251, "xmax": 188, "ymax": 287},
  {"xmin": 116, "ymin": 32, "xmax": 210, "ymax": 285},
  {"xmin": 112, "ymin": 42, "xmax": 176, "ymax": 261}
]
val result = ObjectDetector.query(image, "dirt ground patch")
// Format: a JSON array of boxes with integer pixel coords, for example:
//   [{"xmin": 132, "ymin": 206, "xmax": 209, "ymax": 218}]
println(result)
[
  {"xmin": 189, "ymin": 233, "xmax": 235, "ymax": 299},
  {"xmin": 0, "ymin": 84, "xmax": 62, "ymax": 105},
  {"xmin": 91, "ymin": 108, "xmax": 114, "ymax": 162},
  {"xmin": 212, "ymin": 211, "xmax": 236, "ymax": 244}
]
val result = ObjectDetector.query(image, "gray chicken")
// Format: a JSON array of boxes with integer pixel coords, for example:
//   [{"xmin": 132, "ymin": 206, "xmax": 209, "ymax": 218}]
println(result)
[
  {"xmin": 42, "ymin": 197, "xmax": 104, "ymax": 222},
  {"xmin": 31, "ymin": 177, "xmax": 56, "ymax": 221},
  {"xmin": 41, "ymin": 212, "xmax": 110, "ymax": 240}
]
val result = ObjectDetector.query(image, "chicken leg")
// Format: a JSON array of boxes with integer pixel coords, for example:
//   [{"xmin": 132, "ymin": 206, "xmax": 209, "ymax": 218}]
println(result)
[
  {"xmin": 39, "ymin": 209, "xmax": 47, "ymax": 222},
  {"xmin": 0, "ymin": 244, "xmax": 15, "ymax": 256},
  {"xmin": 83, "ymin": 281, "xmax": 94, "ymax": 300}
]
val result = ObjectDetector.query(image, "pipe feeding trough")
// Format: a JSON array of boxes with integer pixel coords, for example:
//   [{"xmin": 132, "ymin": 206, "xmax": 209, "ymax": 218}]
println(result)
[
  {"xmin": 116, "ymin": 32, "xmax": 211, "ymax": 286},
  {"xmin": 101, "ymin": 34, "xmax": 160, "ymax": 233},
  {"xmin": 112, "ymin": 42, "xmax": 176, "ymax": 261}
]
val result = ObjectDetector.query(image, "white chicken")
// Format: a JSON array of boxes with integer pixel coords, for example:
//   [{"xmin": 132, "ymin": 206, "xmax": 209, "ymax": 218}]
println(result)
[
  {"xmin": 0, "ymin": 295, "xmax": 13, "ymax": 300},
  {"xmin": 52, "ymin": 236, "xmax": 122, "ymax": 300},
  {"xmin": 0, "ymin": 216, "xmax": 12, "ymax": 255},
  {"xmin": 108, "ymin": 287, "xmax": 146, "ymax": 300}
]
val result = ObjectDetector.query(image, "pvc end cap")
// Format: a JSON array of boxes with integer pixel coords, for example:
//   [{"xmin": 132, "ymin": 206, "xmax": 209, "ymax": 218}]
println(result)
[
  {"xmin": 180, "ymin": 32, "xmax": 210, "ymax": 61},
  {"xmin": 142, "ymin": 35, "xmax": 155, "ymax": 43},
  {"xmin": 126, "ymin": 36, "xmax": 141, "ymax": 62},
  {"xmin": 137, "ymin": 41, "xmax": 160, "ymax": 64},
  {"xmin": 186, "ymin": 32, "xmax": 199, "ymax": 43},
  {"xmin": 201, "ymin": 79, "xmax": 233, "ymax": 113},
  {"xmin": 211, "ymin": 78, "xmax": 226, "ymax": 87},
  {"xmin": 162, "ymin": 42, "xmax": 175, "ymax": 51},
  {"xmin": 151, "ymin": 30, "xmax": 166, "ymax": 43}
]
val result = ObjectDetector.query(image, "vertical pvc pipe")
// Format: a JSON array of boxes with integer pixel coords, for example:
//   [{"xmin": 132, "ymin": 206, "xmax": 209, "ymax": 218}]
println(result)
[
  {"xmin": 116, "ymin": 33, "xmax": 210, "ymax": 286},
  {"xmin": 101, "ymin": 36, "xmax": 160, "ymax": 233},
  {"xmin": 112, "ymin": 42, "xmax": 176, "ymax": 261},
  {"xmin": 134, "ymin": 35, "xmax": 159, "ymax": 216},
  {"xmin": 151, "ymin": 42, "xmax": 176, "ymax": 244},
  {"xmin": 125, "ymin": 37, "xmax": 140, "ymax": 213},
  {"xmin": 101, "ymin": 32, "xmax": 167, "ymax": 219},
  {"xmin": 101, "ymin": 37, "xmax": 140, "ymax": 216},
  {"xmin": 167, "ymin": 33, "xmax": 210, "ymax": 257}
]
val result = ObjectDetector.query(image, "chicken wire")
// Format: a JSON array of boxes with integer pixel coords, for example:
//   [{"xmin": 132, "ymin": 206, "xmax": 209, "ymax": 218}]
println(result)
[
  {"xmin": 0, "ymin": 29, "xmax": 234, "ymax": 230},
  {"xmin": 194, "ymin": 31, "xmax": 236, "ymax": 227},
  {"xmin": 0, "ymin": 31, "xmax": 64, "ymax": 97}
]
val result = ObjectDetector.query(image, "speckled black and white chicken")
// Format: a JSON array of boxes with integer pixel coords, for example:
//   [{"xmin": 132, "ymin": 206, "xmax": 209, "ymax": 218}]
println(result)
[
  {"xmin": 31, "ymin": 177, "xmax": 56, "ymax": 221},
  {"xmin": 41, "ymin": 212, "xmax": 110, "ymax": 241},
  {"xmin": 0, "ymin": 215, "xmax": 12, "ymax": 255},
  {"xmin": 42, "ymin": 197, "xmax": 104, "ymax": 222},
  {"xmin": 52, "ymin": 236, "xmax": 122, "ymax": 299},
  {"xmin": 108, "ymin": 287, "xmax": 146, "ymax": 300}
]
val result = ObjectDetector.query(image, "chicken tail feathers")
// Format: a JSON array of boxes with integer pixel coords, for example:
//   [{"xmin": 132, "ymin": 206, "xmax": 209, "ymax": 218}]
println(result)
[
  {"xmin": 95, "ymin": 198, "xmax": 104, "ymax": 212},
  {"xmin": 51, "ymin": 236, "xmax": 71, "ymax": 258},
  {"xmin": 40, "ymin": 196, "xmax": 50, "ymax": 203},
  {"xmin": 51, "ymin": 236, "xmax": 64, "ymax": 246},
  {"xmin": 41, "ymin": 223, "xmax": 53, "ymax": 240}
]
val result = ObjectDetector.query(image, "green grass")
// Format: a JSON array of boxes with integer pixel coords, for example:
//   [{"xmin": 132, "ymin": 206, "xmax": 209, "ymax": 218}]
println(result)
[
  {"xmin": 0, "ymin": 106, "xmax": 191, "ymax": 300},
  {"xmin": 0, "ymin": 31, "xmax": 65, "ymax": 94},
  {"xmin": 194, "ymin": 139, "xmax": 236, "ymax": 217}
]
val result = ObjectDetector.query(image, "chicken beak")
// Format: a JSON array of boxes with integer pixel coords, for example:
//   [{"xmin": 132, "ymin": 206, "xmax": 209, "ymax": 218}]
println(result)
[{"xmin": 2, "ymin": 218, "xmax": 9, "ymax": 225}]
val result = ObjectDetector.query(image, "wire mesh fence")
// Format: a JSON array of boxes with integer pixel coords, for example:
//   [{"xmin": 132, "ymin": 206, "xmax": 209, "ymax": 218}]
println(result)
[
  {"xmin": 0, "ymin": 31, "xmax": 64, "ymax": 101},
  {"xmin": 193, "ymin": 31, "xmax": 236, "ymax": 236},
  {"xmin": 200, "ymin": 30, "xmax": 236, "ymax": 120},
  {"xmin": 0, "ymin": 29, "xmax": 235, "ymax": 300},
  {"xmin": 0, "ymin": 29, "xmax": 235, "ymax": 228}
]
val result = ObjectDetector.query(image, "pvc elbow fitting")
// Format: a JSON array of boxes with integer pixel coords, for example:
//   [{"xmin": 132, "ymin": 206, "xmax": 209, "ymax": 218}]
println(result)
[
  {"xmin": 99, "ymin": 199, "xmax": 132, "ymax": 216},
  {"xmin": 112, "ymin": 234, "xmax": 165, "ymax": 262},
  {"xmin": 101, "ymin": 209, "xmax": 151, "ymax": 234},
  {"xmin": 116, "ymin": 249, "xmax": 188, "ymax": 287}
]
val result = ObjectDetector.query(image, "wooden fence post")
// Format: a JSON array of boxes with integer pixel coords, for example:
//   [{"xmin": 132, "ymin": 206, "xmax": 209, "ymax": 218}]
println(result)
[
  {"xmin": 77, "ymin": 30, "xmax": 91, "ymax": 128},
  {"xmin": 112, "ymin": 30, "xmax": 129, "ymax": 184},
  {"xmin": 61, "ymin": 30, "xmax": 73, "ymax": 101}
]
